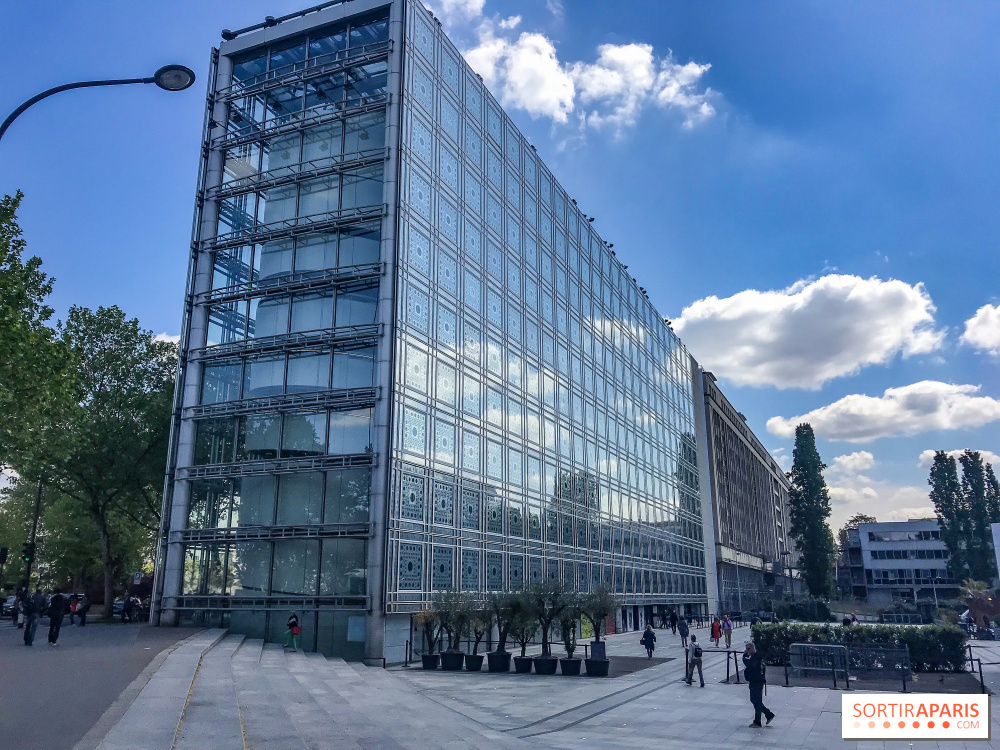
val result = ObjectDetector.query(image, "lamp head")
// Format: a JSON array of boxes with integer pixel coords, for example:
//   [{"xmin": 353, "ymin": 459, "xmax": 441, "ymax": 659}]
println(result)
[{"xmin": 153, "ymin": 64, "xmax": 196, "ymax": 92}]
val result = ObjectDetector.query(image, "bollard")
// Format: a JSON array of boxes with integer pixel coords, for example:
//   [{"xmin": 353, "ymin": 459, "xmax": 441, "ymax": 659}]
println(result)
[{"xmin": 831, "ymin": 654, "xmax": 837, "ymax": 689}]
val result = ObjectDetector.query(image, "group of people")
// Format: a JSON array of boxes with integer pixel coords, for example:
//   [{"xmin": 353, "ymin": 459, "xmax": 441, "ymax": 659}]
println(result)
[
  {"xmin": 12, "ymin": 588, "xmax": 93, "ymax": 646},
  {"xmin": 639, "ymin": 611, "xmax": 775, "ymax": 728}
]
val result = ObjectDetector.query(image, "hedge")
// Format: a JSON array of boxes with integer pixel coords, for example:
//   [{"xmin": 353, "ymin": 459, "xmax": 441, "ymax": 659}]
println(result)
[{"xmin": 751, "ymin": 622, "xmax": 968, "ymax": 673}]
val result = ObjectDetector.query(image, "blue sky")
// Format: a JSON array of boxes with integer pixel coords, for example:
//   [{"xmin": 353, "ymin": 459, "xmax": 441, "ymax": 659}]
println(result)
[{"xmin": 2, "ymin": 0, "xmax": 997, "ymax": 529}]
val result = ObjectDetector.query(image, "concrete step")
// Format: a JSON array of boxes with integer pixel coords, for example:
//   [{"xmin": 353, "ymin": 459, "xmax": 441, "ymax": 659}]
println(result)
[
  {"xmin": 235, "ymin": 636, "xmax": 264, "ymax": 662},
  {"xmin": 231, "ymin": 642, "xmax": 309, "ymax": 750},
  {"xmin": 173, "ymin": 634, "xmax": 245, "ymax": 750},
  {"xmin": 96, "ymin": 628, "xmax": 227, "ymax": 750}
]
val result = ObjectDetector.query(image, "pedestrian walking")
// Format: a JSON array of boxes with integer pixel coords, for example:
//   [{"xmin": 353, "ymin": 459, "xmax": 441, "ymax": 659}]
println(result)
[
  {"xmin": 685, "ymin": 635, "xmax": 705, "ymax": 687},
  {"xmin": 668, "ymin": 610, "xmax": 677, "ymax": 635},
  {"xmin": 285, "ymin": 612, "xmax": 301, "ymax": 651},
  {"xmin": 711, "ymin": 617, "xmax": 722, "ymax": 646},
  {"xmin": 742, "ymin": 643, "xmax": 774, "ymax": 727},
  {"xmin": 47, "ymin": 589, "xmax": 67, "ymax": 646},
  {"xmin": 722, "ymin": 615, "xmax": 734, "ymax": 648},
  {"xmin": 850, "ymin": 613, "xmax": 858, "ymax": 625},
  {"xmin": 677, "ymin": 615, "xmax": 689, "ymax": 647},
  {"xmin": 23, "ymin": 589, "xmax": 45, "ymax": 646},
  {"xmin": 15, "ymin": 587, "xmax": 27, "ymax": 629},
  {"xmin": 77, "ymin": 594, "xmax": 90, "ymax": 626},
  {"xmin": 69, "ymin": 595, "xmax": 78, "ymax": 625},
  {"xmin": 640, "ymin": 624, "xmax": 657, "ymax": 658}
]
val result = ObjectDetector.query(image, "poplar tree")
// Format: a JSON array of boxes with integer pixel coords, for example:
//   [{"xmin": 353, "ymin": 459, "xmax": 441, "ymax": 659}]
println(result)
[
  {"xmin": 787, "ymin": 423, "xmax": 836, "ymax": 598},
  {"xmin": 928, "ymin": 451, "xmax": 965, "ymax": 579}
]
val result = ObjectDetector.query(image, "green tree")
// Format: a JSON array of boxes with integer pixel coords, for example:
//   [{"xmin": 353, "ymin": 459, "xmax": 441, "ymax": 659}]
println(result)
[
  {"xmin": 787, "ymin": 424, "xmax": 836, "ymax": 598},
  {"xmin": 0, "ymin": 192, "xmax": 73, "ymax": 466},
  {"xmin": 929, "ymin": 451, "xmax": 966, "ymax": 578},
  {"xmin": 17, "ymin": 306, "xmax": 176, "ymax": 617}
]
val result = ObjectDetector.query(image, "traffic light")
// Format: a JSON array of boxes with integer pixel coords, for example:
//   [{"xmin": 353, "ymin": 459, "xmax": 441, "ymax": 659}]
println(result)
[
  {"xmin": 21, "ymin": 542, "xmax": 35, "ymax": 564},
  {"xmin": 0, "ymin": 547, "xmax": 7, "ymax": 564}
]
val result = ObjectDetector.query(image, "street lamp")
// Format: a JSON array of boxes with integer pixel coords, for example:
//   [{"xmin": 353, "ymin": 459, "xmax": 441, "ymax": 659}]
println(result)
[{"xmin": 0, "ymin": 64, "xmax": 195, "ymax": 143}]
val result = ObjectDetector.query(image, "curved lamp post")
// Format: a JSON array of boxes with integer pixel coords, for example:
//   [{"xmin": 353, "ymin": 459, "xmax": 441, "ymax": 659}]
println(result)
[{"xmin": 0, "ymin": 64, "xmax": 196, "ymax": 143}]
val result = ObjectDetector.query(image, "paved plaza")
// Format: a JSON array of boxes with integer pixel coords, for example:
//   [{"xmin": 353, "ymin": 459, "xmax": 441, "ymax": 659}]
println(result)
[{"xmin": 64, "ymin": 620, "xmax": 1000, "ymax": 750}]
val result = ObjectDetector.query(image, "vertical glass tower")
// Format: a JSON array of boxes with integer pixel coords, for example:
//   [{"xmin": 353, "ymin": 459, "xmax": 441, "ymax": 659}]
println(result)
[{"xmin": 154, "ymin": 0, "xmax": 711, "ymax": 663}]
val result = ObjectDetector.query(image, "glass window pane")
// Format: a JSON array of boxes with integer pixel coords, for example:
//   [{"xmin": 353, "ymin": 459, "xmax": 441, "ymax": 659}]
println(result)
[
  {"xmin": 347, "ymin": 61, "xmax": 387, "ymax": 101},
  {"xmin": 194, "ymin": 418, "xmax": 236, "ymax": 465},
  {"xmin": 340, "ymin": 165, "xmax": 383, "ymax": 209},
  {"xmin": 223, "ymin": 142, "xmax": 262, "ymax": 184},
  {"xmin": 299, "ymin": 176, "xmax": 340, "ymax": 216},
  {"xmin": 324, "ymin": 468, "xmax": 370, "ymax": 523},
  {"xmin": 213, "ymin": 246, "xmax": 256, "ymax": 290},
  {"xmin": 202, "ymin": 360, "xmax": 242, "ymax": 404},
  {"xmin": 230, "ymin": 542, "xmax": 270, "ymax": 597},
  {"xmin": 328, "ymin": 407, "xmax": 372, "ymax": 454},
  {"xmin": 281, "ymin": 412, "xmax": 328, "ymax": 457},
  {"xmin": 276, "ymin": 472, "xmax": 324, "ymax": 525},
  {"xmin": 309, "ymin": 27, "xmax": 347, "ymax": 58},
  {"xmin": 243, "ymin": 355, "xmax": 285, "ymax": 398},
  {"xmin": 249, "ymin": 296, "xmax": 289, "ymax": 338},
  {"xmin": 294, "ymin": 234, "xmax": 338, "ymax": 272},
  {"xmin": 261, "ymin": 133, "xmax": 301, "ymax": 173},
  {"xmin": 290, "ymin": 292, "xmax": 333, "ymax": 333},
  {"xmin": 349, "ymin": 15, "xmax": 389, "ymax": 47},
  {"xmin": 335, "ymin": 287, "xmax": 377, "ymax": 327},
  {"xmin": 207, "ymin": 301, "xmax": 247, "ymax": 346},
  {"xmin": 232, "ymin": 54, "xmax": 267, "ymax": 84},
  {"xmin": 344, "ymin": 111, "xmax": 386, "ymax": 153},
  {"xmin": 260, "ymin": 184, "xmax": 297, "ymax": 225},
  {"xmin": 302, "ymin": 122, "xmax": 343, "ymax": 162},
  {"xmin": 271, "ymin": 540, "xmax": 320, "ymax": 596},
  {"xmin": 320, "ymin": 538, "xmax": 366, "ymax": 595},
  {"xmin": 305, "ymin": 74, "xmax": 346, "ymax": 114},
  {"xmin": 218, "ymin": 193, "xmax": 257, "ymax": 235},
  {"xmin": 188, "ymin": 479, "xmax": 232, "ymax": 529},
  {"xmin": 338, "ymin": 226, "xmax": 380, "ymax": 265},
  {"xmin": 265, "ymin": 83, "xmax": 304, "ymax": 123},
  {"xmin": 238, "ymin": 414, "xmax": 281, "ymax": 460},
  {"xmin": 331, "ymin": 347, "xmax": 375, "ymax": 389},
  {"xmin": 232, "ymin": 475, "xmax": 276, "ymax": 527},
  {"xmin": 258, "ymin": 239, "xmax": 293, "ymax": 279},
  {"xmin": 270, "ymin": 41, "xmax": 307, "ymax": 70},
  {"xmin": 286, "ymin": 352, "xmax": 330, "ymax": 393}
]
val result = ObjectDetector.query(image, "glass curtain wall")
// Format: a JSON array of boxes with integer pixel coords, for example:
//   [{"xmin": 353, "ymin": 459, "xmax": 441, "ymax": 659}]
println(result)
[
  {"xmin": 385, "ymin": 0, "xmax": 707, "ymax": 616},
  {"xmin": 177, "ymin": 7, "xmax": 391, "ymax": 657}
]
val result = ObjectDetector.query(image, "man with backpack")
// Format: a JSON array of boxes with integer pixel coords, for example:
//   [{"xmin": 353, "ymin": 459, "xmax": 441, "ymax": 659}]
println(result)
[
  {"xmin": 685, "ymin": 635, "xmax": 704, "ymax": 687},
  {"xmin": 743, "ymin": 642, "xmax": 775, "ymax": 727}
]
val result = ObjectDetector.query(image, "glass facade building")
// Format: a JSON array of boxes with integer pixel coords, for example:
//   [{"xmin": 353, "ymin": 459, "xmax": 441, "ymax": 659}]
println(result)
[{"xmin": 154, "ymin": 0, "xmax": 712, "ymax": 663}]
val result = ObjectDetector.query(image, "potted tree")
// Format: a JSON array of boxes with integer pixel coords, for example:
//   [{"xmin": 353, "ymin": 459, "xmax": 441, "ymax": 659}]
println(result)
[
  {"xmin": 486, "ymin": 591, "xmax": 517, "ymax": 672},
  {"xmin": 510, "ymin": 593, "xmax": 539, "ymax": 674},
  {"xmin": 415, "ymin": 608, "xmax": 440, "ymax": 669},
  {"xmin": 465, "ymin": 598, "xmax": 489, "ymax": 671},
  {"xmin": 530, "ymin": 580, "xmax": 568, "ymax": 675},
  {"xmin": 581, "ymin": 586, "xmax": 616, "ymax": 677},
  {"xmin": 435, "ymin": 590, "xmax": 467, "ymax": 671},
  {"xmin": 558, "ymin": 594, "xmax": 582, "ymax": 675}
]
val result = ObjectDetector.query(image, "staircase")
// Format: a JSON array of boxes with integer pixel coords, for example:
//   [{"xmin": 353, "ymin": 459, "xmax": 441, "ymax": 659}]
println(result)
[{"xmin": 96, "ymin": 632, "xmax": 535, "ymax": 750}]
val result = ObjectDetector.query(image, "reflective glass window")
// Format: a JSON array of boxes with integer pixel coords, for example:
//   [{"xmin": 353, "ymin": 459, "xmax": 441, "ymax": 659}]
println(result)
[
  {"xmin": 271, "ymin": 540, "xmax": 319, "ymax": 596},
  {"xmin": 262, "ymin": 133, "xmax": 301, "ymax": 173},
  {"xmin": 325, "ymin": 468, "xmax": 370, "ymax": 523},
  {"xmin": 332, "ymin": 347, "xmax": 375, "ymax": 389},
  {"xmin": 305, "ymin": 73, "xmax": 346, "ymax": 114},
  {"xmin": 309, "ymin": 27, "xmax": 348, "ymax": 58},
  {"xmin": 341, "ymin": 165, "xmax": 383, "ymax": 209},
  {"xmin": 344, "ymin": 111, "xmax": 386, "ymax": 153},
  {"xmin": 270, "ymin": 40, "xmax": 307, "ymax": 70},
  {"xmin": 349, "ymin": 14, "xmax": 389, "ymax": 47},
  {"xmin": 232, "ymin": 54, "xmax": 267, "ymax": 84},
  {"xmin": 258, "ymin": 239, "xmax": 293, "ymax": 279},
  {"xmin": 338, "ymin": 226, "xmax": 380, "ymax": 265},
  {"xmin": 286, "ymin": 352, "xmax": 330, "ymax": 393},
  {"xmin": 238, "ymin": 414, "xmax": 281, "ymax": 460},
  {"xmin": 213, "ymin": 246, "xmax": 256, "ymax": 290},
  {"xmin": 229, "ymin": 541, "xmax": 270, "ymax": 596},
  {"xmin": 321, "ymin": 538, "xmax": 366, "ymax": 595},
  {"xmin": 233, "ymin": 476, "xmax": 276, "ymax": 527},
  {"xmin": 347, "ymin": 61, "xmax": 388, "ymax": 101},
  {"xmin": 249, "ymin": 296, "xmax": 289, "ymax": 338},
  {"xmin": 243, "ymin": 355, "xmax": 284, "ymax": 398},
  {"xmin": 299, "ymin": 176, "xmax": 340, "ymax": 216},
  {"xmin": 194, "ymin": 418, "xmax": 236, "ymax": 465},
  {"xmin": 290, "ymin": 292, "xmax": 334, "ymax": 332},
  {"xmin": 335, "ymin": 286, "xmax": 377, "ymax": 326},
  {"xmin": 259, "ymin": 183, "xmax": 297, "ymax": 225},
  {"xmin": 328, "ymin": 407, "xmax": 373, "ymax": 454},
  {"xmin": 276, "ymin": 472, "xmax": 324, "ymax": 525},
  {"xmin": 265, "ymin": 82, "xmax": 304, "ymax": 123},
  {"xmin": 294, "ymin": 233, "xmax": 338, "ymax": 272},
  {"xmin": 207, "ymin": 301, "xmax": 247, "ymax": 346},
  {"xmin": 281, "ymin": 412, "xmax": 328, "ymax": 457},
  {"xmin": 302, "ymin": 122, "xmax": 343, "ymax": 162},
  {"xmin": 202, "ymin": 360, "xmax": 242, "ymax": 404}
]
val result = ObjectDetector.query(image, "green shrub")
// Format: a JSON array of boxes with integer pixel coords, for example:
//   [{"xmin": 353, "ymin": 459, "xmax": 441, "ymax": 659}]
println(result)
[{"xmin": 751, "ymin": 622, "xmax": 968, "ymax": 672}]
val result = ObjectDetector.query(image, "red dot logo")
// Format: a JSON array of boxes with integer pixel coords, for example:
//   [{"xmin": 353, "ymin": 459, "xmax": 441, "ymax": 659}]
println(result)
[
  {"xmin": 898, "ymin": 721, "xmax": 905, "ymax": 728},
  {"xmin": 943, "ymin": 721, "xmax": 950, "ymax": 729},
  {"xmin": 883, "ymin": 721, "xmax": 890, "ymax": 728},
  {"xmin": 913, "ymin": 722, "xmax": 920, "ymax": 728},
  {"xmin": 928, "ymin": 721, "xmax": 935, "ymax": 729}
]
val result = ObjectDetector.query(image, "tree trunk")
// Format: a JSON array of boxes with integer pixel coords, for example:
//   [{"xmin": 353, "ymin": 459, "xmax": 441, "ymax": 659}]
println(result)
[{"xmin": 99, "ymin": 525, "xmax": 114, "ymax": 620}]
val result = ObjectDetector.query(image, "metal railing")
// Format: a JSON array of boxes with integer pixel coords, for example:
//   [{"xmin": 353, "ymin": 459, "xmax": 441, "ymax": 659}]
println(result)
[
  {"xmin": 192, "ymin": 323, "xmax": 381, "ymax": 361},
  {"xmin": 178, "ymin": 451, "xmax": 374, "ymax": 480},
  {"xmin": 200, "ymin": 263, "xmax": 383, "ymax": 306},
  {"xmin": 178, "ymin": 522, "xmax": 371, "ymax": 543},
  {"xmin": 208, "ymin": 204, "xmax": 386, "ymax": 251},
  {"xmin": 212, "ymin": 150, "xmax": 387, "ymax": 201},
  {"xmin": 186, "ymin": 387, "xmax": 379, "ymax": 420}
]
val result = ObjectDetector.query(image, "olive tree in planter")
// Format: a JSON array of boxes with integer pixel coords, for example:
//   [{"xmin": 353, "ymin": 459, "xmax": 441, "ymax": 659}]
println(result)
[
  {"xmin": 558, "ymin": 594, "xmax": 583, "ymax": 675},
  {"xmin": 434, "ymin": 590, "xmax": 467, "ymax": 671},
  {"xmin": 530, "ymin": 580, "xmax": 569, "ymax": 675},
  {"xmin": 486, "ymin": 591, "xmax": 517, "ymax": 672},
  {"xmin": 510, "ymin": 594, "xmax": 540, "ymax": 674},
  {"xmin": 581, "ymin": 586, "xmax": 616, "ymax": 677},
  {"xmin": 465, "ymin": 597, "xmax": 489, "ymax": 671},
  {"xmin": 414, "ymin": 608, "xmax": 441, "ymax": 669}
]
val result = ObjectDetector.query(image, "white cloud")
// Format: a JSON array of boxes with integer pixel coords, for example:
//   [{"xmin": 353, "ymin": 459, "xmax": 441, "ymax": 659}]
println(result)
[
  {"xmin": 822, "ymin": 451, "xmax": 933, "ymax": 529},
  {"xmin": 830, "ymin": 451, "xmax": 875, "ymax": 475},
  {"xmin": 918, "ymin": 449, "xmax": 1000, "ymax": 469},
  {"xmin": 674, "ymin": 275, "xmax": 945, "ymax": 390},
  {"xmin": 545, "ymin": 0, "xmax": 564, "ymax": 21},
  {"xmin": 881, "ymin": 504, "xmax": 938, "ymax": 523},
  {"xmin": 434, "ymin": 0, "xmax": 485, "ymax": 23},
  {"xmin": 457, "ymin": 7, "xmax": 715, "ymax": 132},
  {"xmin": 154, "ymin": 333, "xmax": 180, "ymax": 344},
  {"xmin": 960, "ymin": 304, "xmax": 1000, "ymax": 356},
  {"xmin": 767, "ymin": 381, "xmax": 1000, "ymax": 443}
]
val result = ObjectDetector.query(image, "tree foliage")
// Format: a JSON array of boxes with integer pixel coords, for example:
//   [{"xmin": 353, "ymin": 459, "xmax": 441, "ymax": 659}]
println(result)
[
  {"xmin": 787, "ymin": 424, "xmax": 836, "ymax": 598},
  {"xmin": 0, "ymin": 192, "xmax": 73, "ymax": 466},
  {"xmin": 929, "ymin": 450, "xmax": 1000, "ymax": 582},
  {"xmin": 15, "ymin": 306, "xmax": 176, "ymax": 616},
  {"xmin": 837, "ymin": 513, "xmax": 876, "ymax": 561}
]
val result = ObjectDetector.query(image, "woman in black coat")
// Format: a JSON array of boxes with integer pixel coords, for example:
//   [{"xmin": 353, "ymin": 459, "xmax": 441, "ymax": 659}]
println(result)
[{"xmin": 640, "ymin": 625, "xmax": 656, "ymax": 658}]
